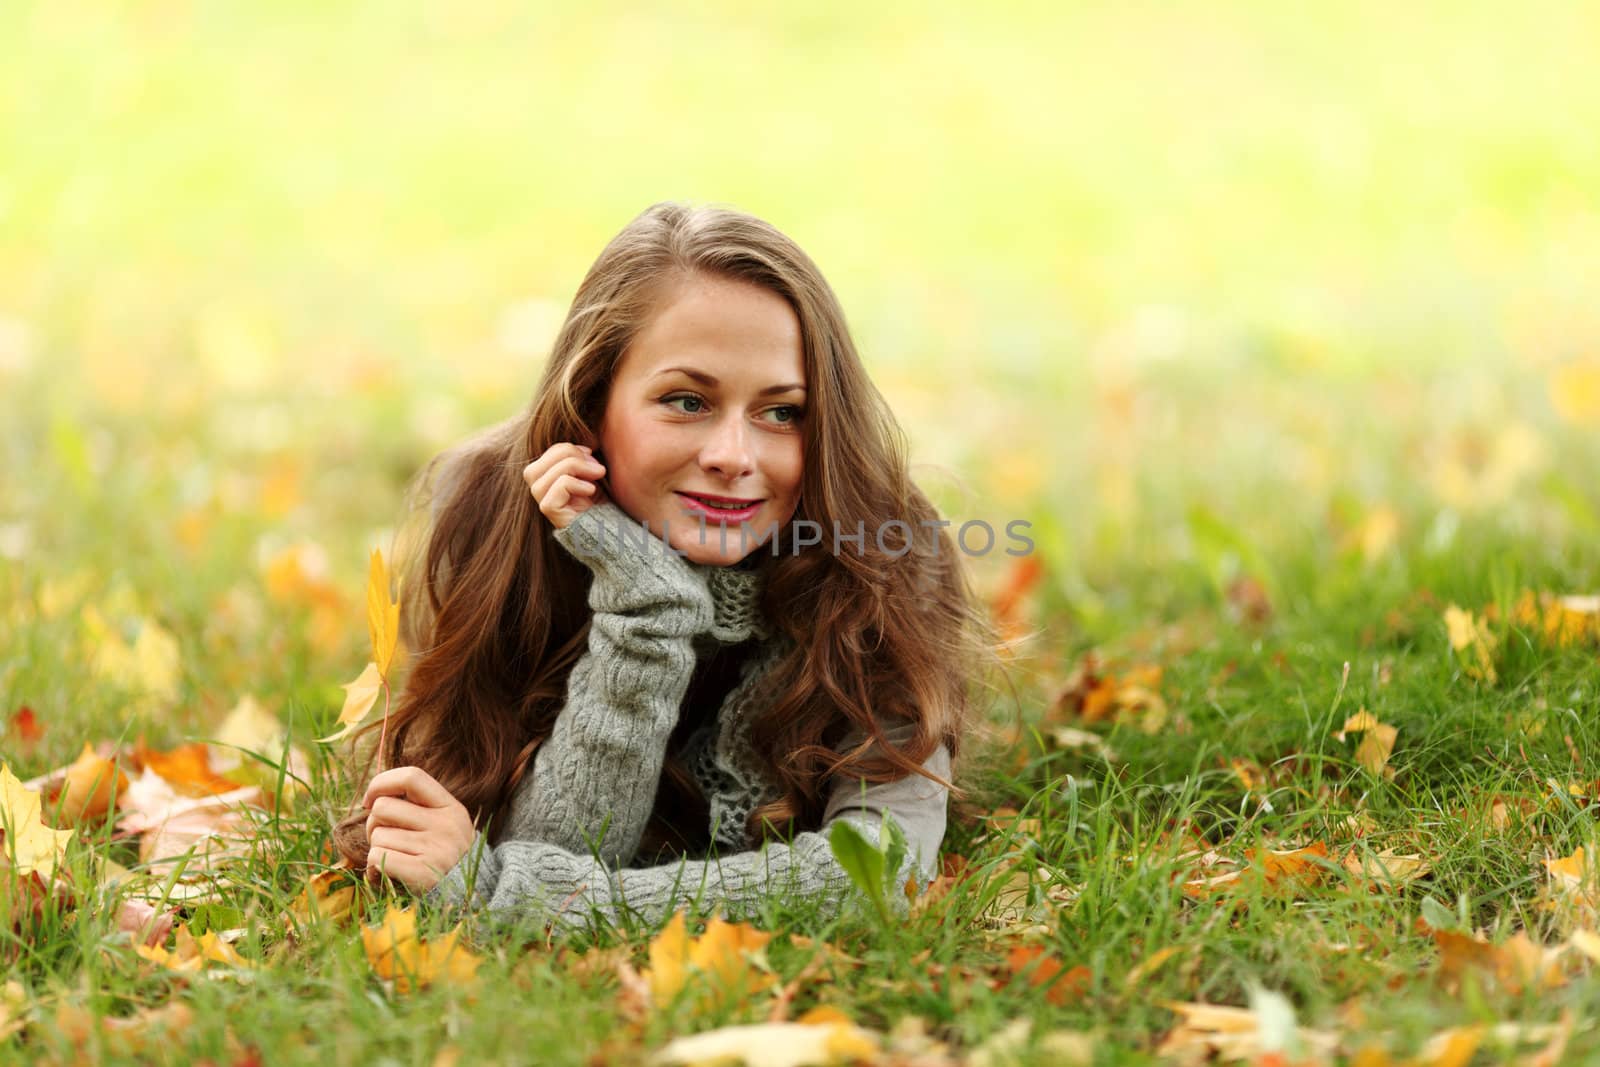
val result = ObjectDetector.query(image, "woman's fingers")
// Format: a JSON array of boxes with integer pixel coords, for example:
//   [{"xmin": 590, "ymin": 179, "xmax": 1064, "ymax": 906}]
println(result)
[
  {"xmin": 365, "ymin": 795, "xmax": 431, "ymax": 842},
  {"xmin": 369, "ymin": 825, "xmax": 428, "ymax": 855},
  {"xmin": 366, "ymin": 846, "xmax": 425, "ymax": 886},
  {"xmin": 521, "ymin": 441, "xmax": 589, "ymax": 489},
  {"xmin": 362, "ymin": 765, "xmax": 457, "ymax": 809},
  {"xmin": 523, "ymin": 443, "xmax": 606, "ymax": 529},
  {"xmin": 523, "ymin": 443, "xmax": 601, "ymax": 500}
]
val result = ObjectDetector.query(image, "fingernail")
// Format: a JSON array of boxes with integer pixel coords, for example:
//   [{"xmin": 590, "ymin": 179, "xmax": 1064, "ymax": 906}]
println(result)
[{"xmin": 579, "ymin": 445, "xmax": 593, "ymax": 453}]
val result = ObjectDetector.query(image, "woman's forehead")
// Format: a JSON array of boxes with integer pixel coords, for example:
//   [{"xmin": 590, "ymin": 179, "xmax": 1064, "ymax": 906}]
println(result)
[{"xmin": 617, "ymin": 280, "xmax": 805, "ymax": 389}]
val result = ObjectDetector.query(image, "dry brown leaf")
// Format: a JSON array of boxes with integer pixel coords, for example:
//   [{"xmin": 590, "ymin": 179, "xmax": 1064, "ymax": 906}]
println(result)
[
  {"xmin": 116, "ymin": 768, "xmax": 263, "ymax": 875},
  {"xmin": 1342, "ymin": 849, "xmax": 1432, "ymax": 889}
]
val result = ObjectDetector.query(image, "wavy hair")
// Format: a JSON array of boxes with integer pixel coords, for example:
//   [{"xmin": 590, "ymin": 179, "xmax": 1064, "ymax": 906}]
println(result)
[{"xmin": 333, "ymin": 201, "xmax": 1005, "ymax": 868}]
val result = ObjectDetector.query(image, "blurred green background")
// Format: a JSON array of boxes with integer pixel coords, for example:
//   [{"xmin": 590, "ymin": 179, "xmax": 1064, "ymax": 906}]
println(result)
[{"xmin": 4, "ymin": 1, "xmax": 1599, "ymax": 731}]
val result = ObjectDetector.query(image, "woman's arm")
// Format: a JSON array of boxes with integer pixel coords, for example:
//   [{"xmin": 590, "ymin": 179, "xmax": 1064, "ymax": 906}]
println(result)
[
  {"xmin": 514, "ymin": 499, "xmax": 716, "ymax": 868},
  {"xmin": 424, "ymin": 743, "xmax": 952, "ymax": 931}
]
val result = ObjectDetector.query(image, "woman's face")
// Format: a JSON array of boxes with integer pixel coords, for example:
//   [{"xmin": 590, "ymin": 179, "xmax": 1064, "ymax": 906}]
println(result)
[{"xmin": 596, "ymin": 274, "xmax": 807, "ymax": 567}]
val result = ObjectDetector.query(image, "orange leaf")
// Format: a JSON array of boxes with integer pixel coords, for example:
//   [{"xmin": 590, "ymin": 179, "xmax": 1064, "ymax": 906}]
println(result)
[
  {"xmin": 1004, "ymin": 944, "xmax": 1090, "ymax": 1005},
  {"xmin": 49, "ymin": 743, "xmax": 128, "ymax": 826},
  {"xmin": 132, "ymin": 742, "xmax": 245, "ymax": 797},
  {"xmin": 8, "ymin": 706, "xmax": 42, "ymax": 750}
]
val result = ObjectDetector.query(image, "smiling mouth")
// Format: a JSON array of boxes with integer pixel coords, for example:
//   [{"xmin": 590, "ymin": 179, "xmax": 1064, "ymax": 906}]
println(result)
[{"xmin": 677, "ymin": 492, "xmax": 763, "ymax": 510}]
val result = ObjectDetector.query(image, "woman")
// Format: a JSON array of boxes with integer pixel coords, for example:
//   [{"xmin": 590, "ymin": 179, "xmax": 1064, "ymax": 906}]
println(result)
[{"xmin": 333, "ymin": 201, "xmax": 1000, "ymax": 932}]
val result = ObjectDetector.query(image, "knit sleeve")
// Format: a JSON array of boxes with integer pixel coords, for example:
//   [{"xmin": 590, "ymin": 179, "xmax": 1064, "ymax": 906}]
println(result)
[
  {"xmin": 510, "ymin": 500, "xmax": 715, "ymax": 868},
  {"xmin": 423, "ymin": 743, "xmax": 952, "ymax": 932}
]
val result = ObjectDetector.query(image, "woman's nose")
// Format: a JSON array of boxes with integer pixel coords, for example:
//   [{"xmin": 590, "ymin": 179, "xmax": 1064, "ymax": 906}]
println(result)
[{"xmin": 700, "ymin": 416, "xmax": 754, "ymax": 478}]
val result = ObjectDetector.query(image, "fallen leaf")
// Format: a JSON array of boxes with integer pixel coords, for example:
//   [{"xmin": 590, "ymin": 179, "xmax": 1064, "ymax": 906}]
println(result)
[
  {"xmin": 1, "ymin": 980, "xmax": 24, "ymax": 1041},
  {"xmin": 49, "ymin": 743, "xmax": 128, "ymax": 826},
  {"xmin": 83, "ymin": 608, "xmax": 182, "ymax": 709},
  {"xmin": 1342, "ymin": 849, "xmax": 1433, "ymax": 889},
  {"xmin": 137, "ymin": 922, "xmax": 254, "ymax": 973},
  {"xmin": 361, "ymin": 904, "xmax": 481, "ymax": 994},
  {"xmin": 642, "ymin": 909, "xmax": 775, "ymax": 1012},
  {"xmin": 1431, "ymin": 929, "xmax": 1569, "ymax": 995},
  {"xmin": 0, "ymin": 764, "xmax": 75, "ymax": 879},
  {"xmin": 1048, "ymin": 727, "xmax": 1118, "ymax": 762},
  {"xmin": 1442, "ymin": 605, "xmax": 1497, "ymax": 684},
  {"xmin": 1156, "ymin": 997, "xmax": 1337, "ymax": 1064},
  {"xmin": 1050, "ymin": 655, "xmax": 1168, "ymax": 734},
  {"xmin": 651, "ymin": 1019, "xmax": 880, "ymax": 1067},
  {"xmin": 1335, "ymin": 710, "xmax": 1398, "ymax": 777},
  {"xmin": 116, "ymin": 768, "xmax": 263, "ymax": 875},
  {"xmin": 132, "ymin": 742, "xmax": 243, "ymax": 797},
  {"xmin": 1004, "ymin": 944, "xmax": 1090, "ymax": 1005},
  {"xmin": 1182, "ymin": 843, "xmax": 1330, "ymax": 900},
  {"xmin": 53, "ymin": 999, "xmax": 195, "ymax": 1057},
  {"xmin": 114, "ymin": 898, "xmax": 177, "ymax": 947},
  {"xmin": 7, "ymin": 707, "xmax": 42, "ymax": 753},
  {"xmin": 287, "ymin": 869, "xmax": 358, "ymax": 928}
]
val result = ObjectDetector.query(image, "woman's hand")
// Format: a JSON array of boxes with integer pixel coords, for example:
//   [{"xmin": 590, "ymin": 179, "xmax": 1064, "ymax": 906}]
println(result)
[
  {"xmin": 525, "ymin": 442, "xmax": 609, "ymax": 529},
  {"xmin": 361, "ymin": 766, "xmax": 477, "ymax": 894}
]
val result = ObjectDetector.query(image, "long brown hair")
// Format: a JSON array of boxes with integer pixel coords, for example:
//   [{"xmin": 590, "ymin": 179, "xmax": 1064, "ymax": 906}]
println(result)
[{"xmin": 333, "ymin": 201, "xmax": 1005, "ymax": 868}]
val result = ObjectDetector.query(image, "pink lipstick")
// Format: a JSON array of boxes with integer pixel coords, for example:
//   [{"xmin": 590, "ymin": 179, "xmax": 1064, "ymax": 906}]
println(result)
[{"xmin": 676, "ymin": 492, "xmax": 763, "ymax": 523}]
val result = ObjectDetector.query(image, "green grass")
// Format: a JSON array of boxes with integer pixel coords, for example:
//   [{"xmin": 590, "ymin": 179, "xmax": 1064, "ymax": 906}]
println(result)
[{"xmin": 5, "ymin": 2, "xmax": 1600, "ymax": 1063}]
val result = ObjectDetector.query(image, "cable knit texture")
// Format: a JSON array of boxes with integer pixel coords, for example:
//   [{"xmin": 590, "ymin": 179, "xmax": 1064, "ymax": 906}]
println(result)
[{"xmin": 422, "ymin": 498, "xmax": 952, "ymax": 933}]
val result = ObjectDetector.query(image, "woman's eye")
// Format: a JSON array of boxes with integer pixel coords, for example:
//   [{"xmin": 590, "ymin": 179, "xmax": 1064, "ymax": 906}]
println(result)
[
  {"xmin": 663, "ymin": 394, "xmax": 705, "ymax": 414},
  {"xmin": 766, "ymin": 405, "xmax": 804, "ymax": 425}
]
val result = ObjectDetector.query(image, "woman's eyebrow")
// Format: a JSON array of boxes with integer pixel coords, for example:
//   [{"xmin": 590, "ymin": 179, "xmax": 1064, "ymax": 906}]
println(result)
[{"xmin": 651, "ymin": 366, "xmax": 807, "ymax": 396}]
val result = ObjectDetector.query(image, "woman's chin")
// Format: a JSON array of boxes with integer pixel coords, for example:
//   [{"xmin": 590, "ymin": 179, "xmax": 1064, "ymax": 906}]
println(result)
[{"xmin": 676, "ymin": 540, "xmax": 753, "ymax": 568}]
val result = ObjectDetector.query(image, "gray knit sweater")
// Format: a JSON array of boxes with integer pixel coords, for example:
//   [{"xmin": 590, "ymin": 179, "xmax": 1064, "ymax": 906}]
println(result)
[{"xmin": 422, "ymin": 499, "xmax": 952, "ymax": 932}]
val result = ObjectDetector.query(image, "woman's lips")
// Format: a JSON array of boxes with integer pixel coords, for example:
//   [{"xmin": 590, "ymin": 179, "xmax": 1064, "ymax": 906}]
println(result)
[{"xmin": 676, "ymin": 492, "xmax": 763, "ymax": 522}]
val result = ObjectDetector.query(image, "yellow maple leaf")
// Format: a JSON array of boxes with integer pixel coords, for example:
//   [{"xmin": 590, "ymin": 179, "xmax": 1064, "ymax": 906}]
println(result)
[
  {"xmin": 287, "ymin": 869, "xmax": 359, "ymax": 927},
  {"xmin": 135, "ymin": 923, "xmax": 252, "ymax": 973},
  {"xmin": 317, "ymin": 662, "xmax": 384, "ymax": 744},
  {"xmin": 366, "ymin": 548, "xmax": 400, "ymax": 678},
  {"xmin": 644, "ymin": 909, "xmax": 775, "ymax": 1009},
  {"xmin": 0, "ymin": 764, "xmax": 75, "ymax": 880},
  {"xmin": 361, "ymin": 904, "xmax": 481, "ymax": 994}
]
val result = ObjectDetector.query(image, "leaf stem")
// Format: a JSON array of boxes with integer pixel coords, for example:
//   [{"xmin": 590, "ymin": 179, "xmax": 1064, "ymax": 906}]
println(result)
[{"xmin": 376, "ymin": 677, "xmax": 393, "ymax": 774}]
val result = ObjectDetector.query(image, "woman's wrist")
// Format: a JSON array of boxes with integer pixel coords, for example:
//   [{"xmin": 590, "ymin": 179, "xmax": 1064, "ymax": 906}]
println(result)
[{"xmin": 554, "ymin": 502, "xmax": 714, "ymax": 608}]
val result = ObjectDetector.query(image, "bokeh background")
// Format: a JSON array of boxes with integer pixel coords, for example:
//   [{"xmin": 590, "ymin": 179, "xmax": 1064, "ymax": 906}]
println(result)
[{"xmin": 5, "ymin": 1, "xmax": 1600, "ymax": 737}]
